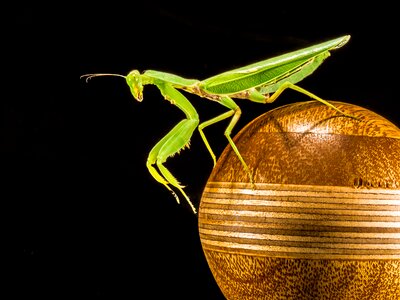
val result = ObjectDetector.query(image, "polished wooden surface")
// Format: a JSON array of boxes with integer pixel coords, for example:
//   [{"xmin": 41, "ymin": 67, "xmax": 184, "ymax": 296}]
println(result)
[{"xmin": 199, "ymin": 101, "xmax": 400, "ymax": 299}]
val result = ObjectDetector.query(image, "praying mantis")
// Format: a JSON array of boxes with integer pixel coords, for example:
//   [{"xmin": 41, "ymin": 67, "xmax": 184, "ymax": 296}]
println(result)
[{"xmin": 81, "ymin": 34, "xmax": 352, "ymax": 213}]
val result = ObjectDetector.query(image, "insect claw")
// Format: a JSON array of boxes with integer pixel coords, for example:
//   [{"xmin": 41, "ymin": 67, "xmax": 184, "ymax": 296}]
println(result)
[
  {"xmin": 248, "ymin": 171, "xmax": 255, "ymax": 189},
  {"xmin": 250, "ymin": 179, "xmax": 255, "ymax": 190},
  {"xmin": 170, "ymin": 190, "xmax": 181, "ymax": 204},
  {"xmin": 210, "ymin": 154, "xmax": 217, "ymax": 167},
  {"xmin": 344, "ymin": 112, "xmax": 362, "ymax": 121}
]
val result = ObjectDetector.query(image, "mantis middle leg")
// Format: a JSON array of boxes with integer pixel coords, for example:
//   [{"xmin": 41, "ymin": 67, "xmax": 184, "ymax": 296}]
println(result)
[
  {"xmin": 198, "ymin": 96, "xmax": 254, "ymax": 185},
  {"xmin": 146, "ymin": 83, "xmax": 199, "ymax": 213}
]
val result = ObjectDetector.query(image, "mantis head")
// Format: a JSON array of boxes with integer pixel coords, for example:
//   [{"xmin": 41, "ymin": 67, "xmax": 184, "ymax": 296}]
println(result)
[{"xmin": 126, "ymin": 70, "xmax": 144, "ymax": 102}]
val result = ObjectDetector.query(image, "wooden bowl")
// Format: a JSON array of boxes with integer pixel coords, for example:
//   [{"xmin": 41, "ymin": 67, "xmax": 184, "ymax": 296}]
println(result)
[{"xmin": 198, "ymin": 100, "xmax": 400, "ymax": 299}]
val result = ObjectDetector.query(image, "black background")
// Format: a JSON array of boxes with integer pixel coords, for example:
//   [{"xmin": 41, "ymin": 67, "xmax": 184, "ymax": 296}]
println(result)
[{"xmin": 6, "ymin": 1, "xmax": 399, "ymax": 299}]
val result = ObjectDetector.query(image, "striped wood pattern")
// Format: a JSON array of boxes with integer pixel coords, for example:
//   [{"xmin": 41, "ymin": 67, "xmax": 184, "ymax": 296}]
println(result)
[{"xmin": 200, "ymin": 182, "xmax": 400, "ymax": 260}]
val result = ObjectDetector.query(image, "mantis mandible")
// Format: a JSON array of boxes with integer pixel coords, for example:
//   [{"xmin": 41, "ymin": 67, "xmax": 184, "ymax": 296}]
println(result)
[{"xmin": 81, "ymin": 35, "xmax": 351, "ymax": 213}]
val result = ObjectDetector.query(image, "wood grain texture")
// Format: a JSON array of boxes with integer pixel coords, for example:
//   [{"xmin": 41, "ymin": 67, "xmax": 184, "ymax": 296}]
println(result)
[{"xmin": 198, "ymin": 100, "xmax": 400, "ymax": 299}]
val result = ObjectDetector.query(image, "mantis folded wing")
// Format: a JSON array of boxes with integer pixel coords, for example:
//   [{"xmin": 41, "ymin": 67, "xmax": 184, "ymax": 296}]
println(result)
[{"xmin": 81, "ymin": 35, "xmax": 352, "ymax": 213}]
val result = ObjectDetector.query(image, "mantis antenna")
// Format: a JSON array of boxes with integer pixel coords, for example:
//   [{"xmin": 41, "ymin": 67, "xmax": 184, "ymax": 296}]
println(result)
[{"xmin": 80, "ymin": 73, "xmax": 126, "ymax": 82}]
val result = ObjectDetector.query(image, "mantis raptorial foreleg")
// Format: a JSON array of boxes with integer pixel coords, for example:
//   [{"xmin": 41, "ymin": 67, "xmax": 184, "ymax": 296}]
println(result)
[{"xmin": 146, "ymin": 82, "xmax": 199, "ymax": 213}]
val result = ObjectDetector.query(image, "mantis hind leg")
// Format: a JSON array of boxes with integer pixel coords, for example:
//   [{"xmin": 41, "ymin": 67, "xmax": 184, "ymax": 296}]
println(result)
[
  {"xmin": 266, "ymin": 81, "xmax": 357, "ymax": 118},
  {"xmin": 146, "ymin": 119, "xmax": 198, "ymax": 213}
]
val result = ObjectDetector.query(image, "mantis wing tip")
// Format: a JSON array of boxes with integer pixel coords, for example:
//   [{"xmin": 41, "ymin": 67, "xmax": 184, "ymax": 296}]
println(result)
[{"xmin": 334, "ymin": 35, "xmax": 351, "ymax": 49}]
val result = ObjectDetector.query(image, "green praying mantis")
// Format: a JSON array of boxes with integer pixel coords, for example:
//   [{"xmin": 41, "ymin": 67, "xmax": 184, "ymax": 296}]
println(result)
[{"xmin": 81, "ymin": 34, "xmax": 352, "ymax": 213}]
